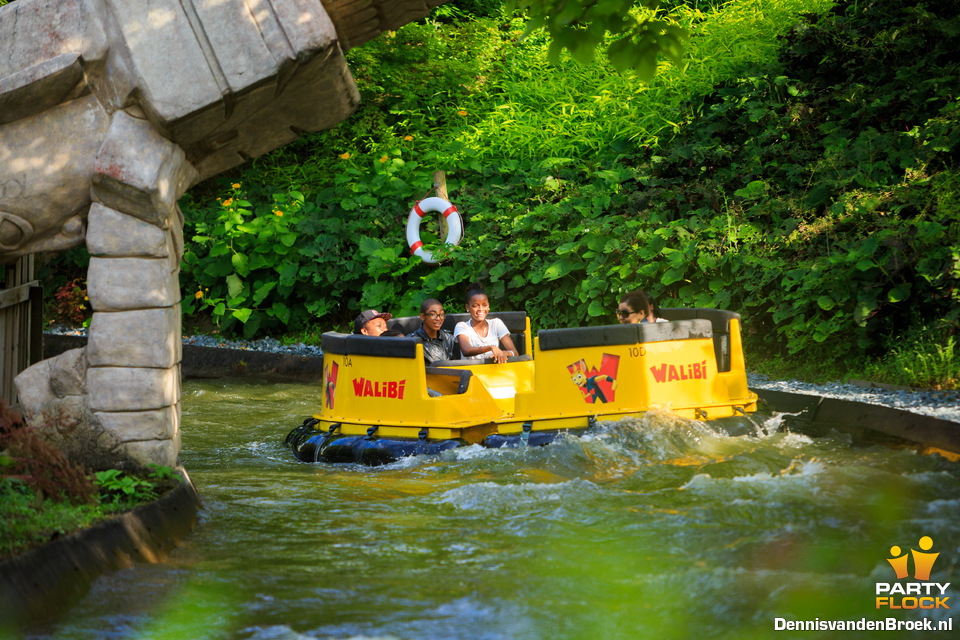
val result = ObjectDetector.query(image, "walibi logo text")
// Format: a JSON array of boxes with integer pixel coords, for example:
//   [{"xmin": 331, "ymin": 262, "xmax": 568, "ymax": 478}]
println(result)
[{"xmin": 876, "ymin": 536, "xmax": 950, "ymax": 610}]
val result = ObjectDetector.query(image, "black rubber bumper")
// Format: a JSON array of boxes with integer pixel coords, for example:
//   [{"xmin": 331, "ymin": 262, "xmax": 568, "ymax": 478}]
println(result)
[{"xmin": 286, "ymin": 420, "xmax": 570, "ymax": 465}]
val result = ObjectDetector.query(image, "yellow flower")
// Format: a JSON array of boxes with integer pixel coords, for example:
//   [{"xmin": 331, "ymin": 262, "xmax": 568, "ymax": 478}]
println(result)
[
  {"xmin": 379, "ymin": 155, "xmax": 389, "ymax": 163},
  {"xmin": 274, "ymin": 210, "xmax": 283, "ymax": 217},
  {"xmin": 222, "ymin": 198, "xmax": 233, "ymax": 207},
  {"xmin": 195, "ymin": 290, "xmax": 203, "ymax": 300},
  {"xmin": 403, "ymin": 135, "xmax": 413, "ymax": 141},
  {"xmin": 340, "ymin": 152, "xmax": 351, "ymax": 160},
  {"xmin": 231, "ymin": 183, "xmax": 240, "ymax": 189},
  {"xmin": 457, "ymin": 110, "xmax": 468, "ymax": 116}
]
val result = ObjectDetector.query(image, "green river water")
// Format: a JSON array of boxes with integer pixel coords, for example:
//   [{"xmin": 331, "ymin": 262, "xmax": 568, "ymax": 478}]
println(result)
[{"xmin": 24, "ymin": 379, "xmax": 960, "ymax": 639}]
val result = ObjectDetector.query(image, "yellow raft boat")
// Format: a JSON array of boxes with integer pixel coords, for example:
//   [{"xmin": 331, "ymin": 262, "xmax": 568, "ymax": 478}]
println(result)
[{"xmin": 287, "ymin": 308, "xmax": 758, "ymax": 464}]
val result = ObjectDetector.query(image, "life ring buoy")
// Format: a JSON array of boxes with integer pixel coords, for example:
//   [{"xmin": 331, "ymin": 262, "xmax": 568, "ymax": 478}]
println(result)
[{"xmin": 406, "ymin": 196, "xmax": 463, "ymax": 264}]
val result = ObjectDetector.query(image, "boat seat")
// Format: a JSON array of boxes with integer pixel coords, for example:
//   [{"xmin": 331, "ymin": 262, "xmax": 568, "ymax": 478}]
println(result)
[
  {"xmin": 659, "ymin": 308, "xmax": 741, "ymax": 372},
  {"xmin": 386, "ymin": 316, "xmax": 422, "ymax": 335},
  {"xmin": 320, "ymin": 333, "xmax": 420, "ymax": 358},
  {"xmin": 537, "ymin": 319, "xmax": 713, "ymax": 352},
  {"xmin": 442, "ymin": 311, "xmax": 527, "ymax": 357},
  {"xmin": 387, "ymin": 311, "xmax": 529, "ymax": 357},
  {"xmin": 537, "ymin": 324, "xmax": 638, "ymax": 351},
  {"xmin": 637, "ymin": 319, "xmax": 712, "ymax": 343},
  {"xmin": 424, "ymin": 367, "xmax": 472, "ymax": 394}
]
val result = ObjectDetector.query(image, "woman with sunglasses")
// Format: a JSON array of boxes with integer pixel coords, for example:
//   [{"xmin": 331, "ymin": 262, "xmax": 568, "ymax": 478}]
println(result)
[
  {"xmin": 617, "ymin": 290, "xmax": 667, "ymax": 324},
  {"xmin": 410, "ymin": 298, "xmax": 457, "ymax": 365}
]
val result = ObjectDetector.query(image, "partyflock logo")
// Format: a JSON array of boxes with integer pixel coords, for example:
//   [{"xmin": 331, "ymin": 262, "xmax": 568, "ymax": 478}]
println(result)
[{"xmin": 876, "ymin": 536, "xmax": 950, "ymax": 610}]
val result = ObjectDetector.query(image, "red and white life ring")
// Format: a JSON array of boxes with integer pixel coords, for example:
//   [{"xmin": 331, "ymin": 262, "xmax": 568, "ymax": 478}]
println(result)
[{"xmin": 406, "ymin": 196, "xmax": 463, "ymax": 264}]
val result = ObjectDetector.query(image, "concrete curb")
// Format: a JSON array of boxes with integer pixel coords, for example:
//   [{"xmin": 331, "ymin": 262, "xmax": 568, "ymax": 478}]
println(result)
[
  {"xmin": 754, "ymin": 388, "xmax": 960, "ymax": 455},
  {"xmin": 44, "ymin": 333, "xmax": 324, "ymax": 380},
  {"xmin": 0, "ymin": 466, "xmax": 202, "ymax": 628}
]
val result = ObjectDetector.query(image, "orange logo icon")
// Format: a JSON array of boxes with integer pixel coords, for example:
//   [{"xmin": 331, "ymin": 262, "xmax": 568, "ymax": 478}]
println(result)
[
  {"xmin": 887, "ymin": 536, "xmax": 939, "ymax": 581},
  {"xmin": 876, "ymin": 535, "xmax": 950, "ymax": 611}
]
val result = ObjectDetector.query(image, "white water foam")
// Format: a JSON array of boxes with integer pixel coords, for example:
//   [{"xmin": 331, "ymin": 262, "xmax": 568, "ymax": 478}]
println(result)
[{"xmin": 434, "ymin": 478, "xmax": 600, "ymax": 514}]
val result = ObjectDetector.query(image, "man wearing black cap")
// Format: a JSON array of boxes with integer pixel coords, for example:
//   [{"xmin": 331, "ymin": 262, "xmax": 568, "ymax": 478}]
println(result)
[{"xmin": 353, "ymin": 309, "xmax": 392, "ymax": 336}]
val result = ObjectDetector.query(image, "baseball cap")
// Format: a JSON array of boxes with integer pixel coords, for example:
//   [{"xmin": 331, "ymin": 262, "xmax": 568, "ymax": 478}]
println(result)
[{"xmin": 353, "ymin": 309, "xmax": 392, "ymax": 334}]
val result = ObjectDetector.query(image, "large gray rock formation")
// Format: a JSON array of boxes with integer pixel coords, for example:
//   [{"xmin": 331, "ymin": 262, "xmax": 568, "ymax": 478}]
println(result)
[{"xmin": 3, "ymin": 0, "xmax": 445, "ymax": 469}]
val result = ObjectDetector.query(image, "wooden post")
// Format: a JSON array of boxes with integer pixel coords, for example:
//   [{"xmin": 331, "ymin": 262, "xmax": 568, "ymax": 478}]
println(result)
[
  {"xmin": 434, "ymin": 170, "xmax": 448, "ymax": 240},
  {"xmin": 433, "ymin": 170, "xmax": 448, "ymax": 200}
]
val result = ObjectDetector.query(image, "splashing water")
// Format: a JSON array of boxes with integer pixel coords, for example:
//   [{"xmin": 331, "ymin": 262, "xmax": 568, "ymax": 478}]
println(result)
[{"xmin": 26, "ymin": 378, "xmax": 960, "ymax": 640}]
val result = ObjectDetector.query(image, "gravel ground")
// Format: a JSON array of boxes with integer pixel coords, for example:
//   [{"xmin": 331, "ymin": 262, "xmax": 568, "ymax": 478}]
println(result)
[{"xmin": 48, "ymin": 327, "xmax": 960, "ymax": 424}]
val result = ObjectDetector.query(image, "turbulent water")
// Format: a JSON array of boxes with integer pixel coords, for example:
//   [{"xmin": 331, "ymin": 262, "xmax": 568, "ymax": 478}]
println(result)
[{"xmin": 21, "ymin": 379, "xmax": 960, "ymax": 639}]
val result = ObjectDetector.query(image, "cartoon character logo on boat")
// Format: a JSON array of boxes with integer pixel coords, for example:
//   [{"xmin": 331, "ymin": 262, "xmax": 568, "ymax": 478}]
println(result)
[
  {"xmin": 567, "ymin": 354, "xmax": 620, "ymax": 403},
  {"xmin": 324, "ymin": 361, "xmax": 339, "ymax": 410}
]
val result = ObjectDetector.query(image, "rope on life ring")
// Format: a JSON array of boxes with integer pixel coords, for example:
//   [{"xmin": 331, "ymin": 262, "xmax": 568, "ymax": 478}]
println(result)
[{"xmin": 406, "ymin": 196, "xmax": 463, "ymax": 264}]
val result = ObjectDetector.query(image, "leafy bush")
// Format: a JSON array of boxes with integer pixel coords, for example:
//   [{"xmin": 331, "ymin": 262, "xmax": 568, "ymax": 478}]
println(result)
[
  {"xmin": 48, "ymin": 278, "xmax": 89, "ymax": 326},
  {"xmin": 94, "ymin": 464, "xmax": 177, "ymax": 505},
  {"xmin": 0, "ymin": 401, "xmax": 95, "ymax": 505},
  {"xmin": 182, "ymin": 0, "xmax": 831, "ymax": 331},
  {"xmin": 181, "ymin": 183, "xmax": 318, "ymax": 336}
]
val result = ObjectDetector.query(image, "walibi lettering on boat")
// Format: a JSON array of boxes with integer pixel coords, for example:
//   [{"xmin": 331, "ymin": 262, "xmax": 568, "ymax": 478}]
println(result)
[{"xmin": 286, "ymin": 308, "xmax": 759, "ymax": 465}]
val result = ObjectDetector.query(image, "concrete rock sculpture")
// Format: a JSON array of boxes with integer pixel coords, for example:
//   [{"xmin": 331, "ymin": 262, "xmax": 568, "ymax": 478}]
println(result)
[{"xmin": 3, "ymin": 0, "xmax": 444, "ymax": 468}]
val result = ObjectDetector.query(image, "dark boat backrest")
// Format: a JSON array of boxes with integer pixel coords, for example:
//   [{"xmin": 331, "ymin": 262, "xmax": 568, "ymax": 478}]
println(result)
[
  {"xmin": 536, "ymin": 324, "xmax": 640, "ymax": 351},
  {"xmin": 538, "ymin": 309, "xmax": 738, "ymax": 373},
  {"xmin": 321, "ymin": 333, "xmax": 421, "ymax": 359},
  {"xmin": 538, "ymin": 319, "xmax": 712, "ymax": 350},
  {"xmin": 386, "ymin": 311, "xmax": 528, "ymax": 359},
  {"xmin": 658, "ymin": 308, "xmax": 741, "ymax": 372}
]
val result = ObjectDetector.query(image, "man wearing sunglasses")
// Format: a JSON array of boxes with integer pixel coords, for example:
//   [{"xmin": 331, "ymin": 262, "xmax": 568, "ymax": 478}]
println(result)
[{"xmin": 617, "ymin": 290, "xmax": 668, "ymax": 324}]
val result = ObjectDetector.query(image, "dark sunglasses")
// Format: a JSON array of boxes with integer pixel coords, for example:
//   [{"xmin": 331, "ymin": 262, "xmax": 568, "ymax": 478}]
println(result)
[{"xmin": 617, "ymin": 308, "xmax": 635, "ymax": 318}]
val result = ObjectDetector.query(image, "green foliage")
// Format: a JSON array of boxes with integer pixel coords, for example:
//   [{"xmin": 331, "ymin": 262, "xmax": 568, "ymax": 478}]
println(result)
[
  {"xmin": 0, "ymin": 464, "xmax": 178, "ymax": 559},
  {"xmin": 457, "ymin": 0, "xmax": 831, "ymax": 161},
  {"xmin": 146, "ymin": 463, "xmax": 179, "ymax": 482},
  {"xmin": 39, "ymin": 0, "xmax": 960, "ymax": 382},
  {"xmin": 864, "ymin": 330, "xmax": 959, "ymax": 390},
  {"xmin": 0, "ymin": 478, "xmax": 106, "ymax": 559},
  {"xmin": 181, "ymin": 183, "xmax": 316, "ymax": 337},
  {"xmin": 506, "ymin": 0, "xmax": 687, "ymax": 79},
  {"xmin": 0, "ymin": 401, "xmax": 179, "ymax": 559},
  {"xmin": 181, "ymin": 0, "xmax": 831, "ymax": 332},
  {"xmin": 94, "ymin": 469, "xmax": 157, "ymax": 505},
  {"xmin": 638, "ymin": 0, "xmax": 960, "ymax": 360},
  {"xmin": 248, "ymin": 18, "xmax": 499, "ymax": 193},
  {"xmin": 441, "ymin": 0, "xmax": 505, "ymax": 19}
]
